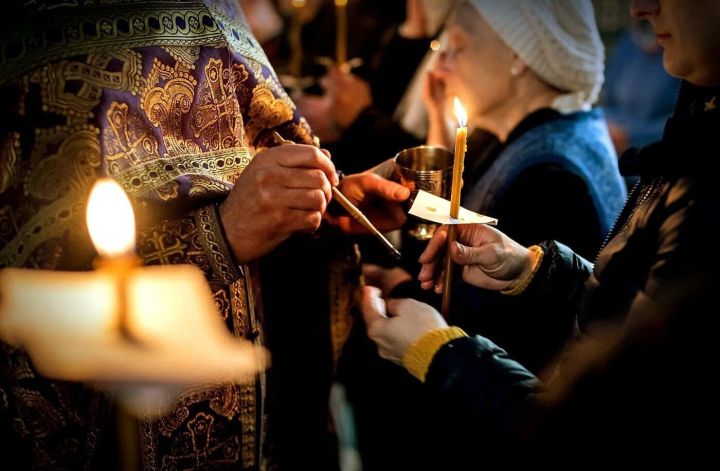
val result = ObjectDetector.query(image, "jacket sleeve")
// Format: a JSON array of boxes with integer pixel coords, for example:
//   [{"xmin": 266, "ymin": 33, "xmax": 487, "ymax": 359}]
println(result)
[
  {"xmin": 504, "ymin": 239, "xmax": 593, "ymax": 354},
  {"xmin": 424, "ymin": 335, "xmax": 540, "ymax": 440}
]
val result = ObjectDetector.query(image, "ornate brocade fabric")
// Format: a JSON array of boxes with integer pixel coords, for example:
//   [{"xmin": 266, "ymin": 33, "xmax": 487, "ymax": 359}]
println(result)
[{"xmin": 0, "ymin": 1, "xmax": 355, "ymax": 469}]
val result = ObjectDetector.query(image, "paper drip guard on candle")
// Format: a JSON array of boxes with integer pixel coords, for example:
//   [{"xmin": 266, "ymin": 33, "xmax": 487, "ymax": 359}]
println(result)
[{"xmin": 409, "ymin": 190, "xmax": 497, "ymax": 226}]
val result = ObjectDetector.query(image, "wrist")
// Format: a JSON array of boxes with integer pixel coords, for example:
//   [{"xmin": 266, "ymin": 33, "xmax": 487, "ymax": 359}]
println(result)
[
  {"xmin": 500, "ymin": 245, "xmax": 544, "ymax": 296},
  {"xmin": 402, "ymin": 326, "xmax": 468, "ymax": 382},
  {"xmin": 214, "ymin": 201, "xmax": 247, "ymax": 273}
]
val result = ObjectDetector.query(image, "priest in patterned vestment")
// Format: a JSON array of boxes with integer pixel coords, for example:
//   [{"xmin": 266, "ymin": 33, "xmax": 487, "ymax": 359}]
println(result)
[{"xmin": 0, "ymin": 1, "xmax": 409, "ymax": 469}]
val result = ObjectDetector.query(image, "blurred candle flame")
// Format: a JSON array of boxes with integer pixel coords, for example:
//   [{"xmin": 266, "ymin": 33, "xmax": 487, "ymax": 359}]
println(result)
[{"xmin": 86, "ymin": 178, "xmax": 136, "ymax": 258}]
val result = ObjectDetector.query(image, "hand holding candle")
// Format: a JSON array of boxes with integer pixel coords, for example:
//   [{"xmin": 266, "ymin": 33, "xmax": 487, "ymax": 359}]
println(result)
[{"xmin": 441, "ymin": 97, "xmax": 468, "ymax": 317}]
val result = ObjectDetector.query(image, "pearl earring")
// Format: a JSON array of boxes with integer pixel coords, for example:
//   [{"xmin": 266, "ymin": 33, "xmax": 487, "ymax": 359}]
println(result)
[{"xmin": 510, "ymin": 66, "xmax": 519, "ymax": 76}]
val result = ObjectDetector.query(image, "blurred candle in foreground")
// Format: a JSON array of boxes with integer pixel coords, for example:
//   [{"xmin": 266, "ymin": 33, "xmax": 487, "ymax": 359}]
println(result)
[
  {"xmin": 87, "ymin": 178, "xmax": 138, "ymax": 339},
  {"xmin": 0, "ymin": 177, "xmax": 267, "ymax": 416},
  {"xmin": 441, "ymin": 97, "xmax": 468, "ymax": 317},
  {"xmin": 335, "ymin": 0, "xmax": 348, "ymax": 65}
]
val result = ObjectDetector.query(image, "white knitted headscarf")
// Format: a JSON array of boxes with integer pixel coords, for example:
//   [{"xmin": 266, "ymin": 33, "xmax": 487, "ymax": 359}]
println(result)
[{"xmin": 468, "ymin": 0, "xmax": 605, "ymax": 113}]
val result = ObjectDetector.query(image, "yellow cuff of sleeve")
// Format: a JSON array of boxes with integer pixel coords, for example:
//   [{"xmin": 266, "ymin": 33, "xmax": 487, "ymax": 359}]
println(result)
[
  {"xmin": 402, "ymin": 327, "xmax": 468, "ymax": 382},
  {"xmin": 500, "ymin": 245, "xmax": 544, "ymax": 296}
]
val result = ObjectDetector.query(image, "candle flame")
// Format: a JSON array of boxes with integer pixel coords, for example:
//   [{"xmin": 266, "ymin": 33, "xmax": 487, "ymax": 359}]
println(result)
[
  {"xmin": 454, "ymin": 97, "xmax": 467, "ymax": 127},
  {"xmin": 86, "ymin": 178, "xmax": 136, "ymax": 258}
]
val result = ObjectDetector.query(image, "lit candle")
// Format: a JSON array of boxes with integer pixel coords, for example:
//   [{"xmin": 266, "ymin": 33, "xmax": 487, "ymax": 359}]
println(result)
[
  {"xmin": 335, "ymin": 0, "xmax": 348, "ymax": 65},
  {"xmin": 0, "ymin": 179, "xmax": 268, "ymax": 407},
  {"xmin": 86, "ymin": 178, "xmax": 139, "ymax": 340},
  {"xmin": 289, "ymin": 0, "xmax": 306, "ymax": 77},
  {"xmin": 441, "ymin": 97, "xmax": 468, "ymax": 317}
]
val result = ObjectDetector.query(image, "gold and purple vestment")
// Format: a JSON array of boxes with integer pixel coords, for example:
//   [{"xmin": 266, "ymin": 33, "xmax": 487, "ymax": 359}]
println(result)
[{"xmin": 0, "ymin": 1, "xmax": 357, "ymax": 469}]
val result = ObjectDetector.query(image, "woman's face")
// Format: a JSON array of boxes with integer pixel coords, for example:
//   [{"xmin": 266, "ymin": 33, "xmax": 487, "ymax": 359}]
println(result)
[
  {"xmin": 631, "ymin": 0, "xmax": 720, "ymax": 85},
  {"xmin": 435, "ymin": 5, "xmax": 516, "ymax": 120}
]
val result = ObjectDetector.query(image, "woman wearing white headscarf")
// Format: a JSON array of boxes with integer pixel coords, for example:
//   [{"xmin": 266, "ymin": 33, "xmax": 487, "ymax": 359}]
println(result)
[{"xmin": 425, "ymin": 0, "xmax": 625, "ymax": 259}]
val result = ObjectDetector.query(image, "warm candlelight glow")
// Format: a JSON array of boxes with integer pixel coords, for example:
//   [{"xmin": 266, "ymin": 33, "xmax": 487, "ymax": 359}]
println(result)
[
  {"xmin": 454, "ymin": 96, "xmax": 467, "ymax": 127},
  {"xmin": 87, "ymin": 178, "xmax": 136, "ymax": 258},
  {"xmin": 334, "ymin": 0, "xmax": 347, "ymax": 6},
  {"xmin": 291, "ymin": 0, "xmax": 306, "ymax": 6},
  {"xmin": 0, "ymin": 180, "xmax": 268, "ymax": 420}
]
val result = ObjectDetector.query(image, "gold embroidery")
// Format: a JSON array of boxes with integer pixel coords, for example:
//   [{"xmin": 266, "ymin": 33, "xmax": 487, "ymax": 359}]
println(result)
[
  {"xmin": 1, "ymin": 2, "xmax": 271, "ymax": 85},
  {"xmin": 32, "ymin": 52, "xmax": 143, "ymax": 127},
  {"xmin": 245, "ymin": 59, "xmax": 295, "ymax": 144},
  {"xmin": 241, "ymin": 266, "xmax": 264, "ymax": 467},
  {"xmin": 115, "ymin": 148, "xmax": 252, "ymax": 195},
  {"xmin": 196, "ymin": 204, "xmax": 242, "ymax": 285},
  {"xmin": 27, "ymin": 127, "xmax": 101, "ymax": 200},
  {"xmin": 0, "ymin": 133, "xmax": 20, "ymax": 193},
  {"xmin": 214, "ymin": 288, "xmax": 232, "ymax": 322},
  {"xmin": 105, "ymin": 101, "xmax": 160, "ymax": 166},
  {"xmin": 162, "ymin": 45, "xmax": 201, "ymax": 70},
  {"xmin": 141, "ymin": 58, "xmax": 200, "ymax": 157},
  {"xmin": 137, "ymin": 230, "xmax": 189, "ymax": 266},
  {"xmin": 1, "ymin": 52, "xmax": 148, "ymax": 265},
  {"xmin": 239, "ymin": 383, "xmax": 257, "ymax": 468},
  {"xmin": 209, "ymin": 385, "xmax": 243, "ymax": 419},
  {"xmin": 104, "ymin": 101, "xmax": 183, "ymax": 200},
  {"xmin": 247, "ymin": 85, "xmax": 294, "ymax": 144},
  {"xmin": 106, "ymin": 56, "xmax": 255, "ymax": 199},
  {"xmin": 147, "ymin": 385, "xmax": 248, "ymax": 468},
  {"xmin": 187, "ymin": 175, "xmax": 231, "ymax": 198},
  {"xmin": 292, "ymin": 117, "xmax": 316, "ymax": 145},
  {"xmin": 230, "ymin": 281, "xmax": 248, "ymax": 337},
  {"xmin": 1, "ymin": 128, "xmax": 101, "ymax": 267},
  {"xmin": 193, "ymin": 58, "xmax": 248, "ymax": 151}
]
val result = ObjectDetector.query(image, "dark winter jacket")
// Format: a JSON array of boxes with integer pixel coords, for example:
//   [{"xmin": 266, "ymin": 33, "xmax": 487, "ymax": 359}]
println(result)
[{"xmin": 424, "ymin": 81, "xmax": 720, "ymax": 465}]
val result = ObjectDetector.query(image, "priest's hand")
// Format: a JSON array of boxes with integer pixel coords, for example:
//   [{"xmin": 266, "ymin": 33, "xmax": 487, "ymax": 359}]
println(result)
[{"xmin": 219, "ymin": 144, "xmax": 338, "ymax": 263}]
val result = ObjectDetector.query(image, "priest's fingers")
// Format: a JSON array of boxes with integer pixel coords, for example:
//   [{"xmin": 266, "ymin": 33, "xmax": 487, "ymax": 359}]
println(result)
[
  {"xmin": 273, "ymin": 144, "xmax": 338, "ymax": 186},
  {"xmin": 283, "ymin": 168, "xmax": 333, "ymax": 203},
  {"xmin": 282, "ymin": 188, "xmax": 329, "ymax": 214}
]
